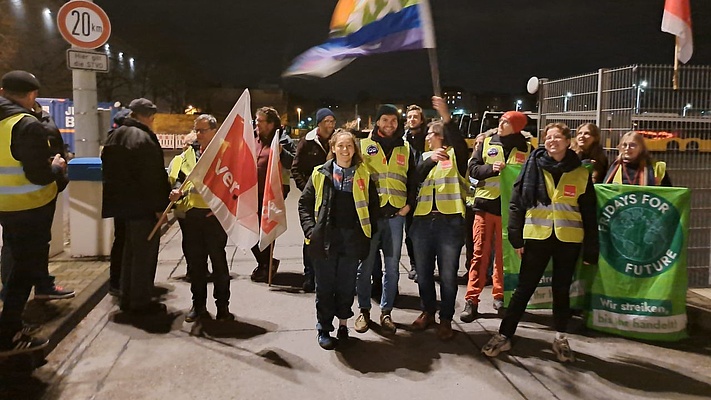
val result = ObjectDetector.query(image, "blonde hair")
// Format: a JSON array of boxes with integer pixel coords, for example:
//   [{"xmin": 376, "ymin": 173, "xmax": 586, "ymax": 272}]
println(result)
[{"xmin": 617, "ymin": 131, "xmax": 651, "ymax": 164}]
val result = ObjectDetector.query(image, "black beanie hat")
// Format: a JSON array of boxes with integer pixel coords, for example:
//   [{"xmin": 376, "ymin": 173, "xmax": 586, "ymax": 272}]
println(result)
[
  {"xmin": 1, "ymin": 70, "xmax": 40, "ymax": 92},
  {"xmin": 376, "ymin": 104, "xmax": 399, "ymax": 120}
]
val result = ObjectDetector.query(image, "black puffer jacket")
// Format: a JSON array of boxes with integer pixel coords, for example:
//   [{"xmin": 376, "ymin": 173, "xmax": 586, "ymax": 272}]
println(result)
[
  {"xmin": 298, "ymin": 159, "xmax": 380, "ymax": 260},
  {"xmin": 101, "ymin": 117, "xmax": 170, "ymax": 219}
]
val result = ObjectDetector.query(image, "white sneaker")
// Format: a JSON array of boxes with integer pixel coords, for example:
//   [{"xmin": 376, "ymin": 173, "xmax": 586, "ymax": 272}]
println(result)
[
  {"xmin": 552, "ymin": 338, "xmax": 576, "ymax": 363},
  {"xmin": 482, "ymin": 333, "xmax": 511, "ymax": 357},
  {"xmin": 493, "ymin": 299, "xmax": 504, "ymax": 310}
]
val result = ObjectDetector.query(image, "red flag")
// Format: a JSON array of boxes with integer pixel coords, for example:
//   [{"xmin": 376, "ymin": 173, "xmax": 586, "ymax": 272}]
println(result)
[
  {"xmin": 187, "ymin": 89, "xmax": 259, "ymax": 249},
  {"xmin": 258, "ymin": 133, "xmax": 287, "ymax": 251},
  {"xmin": 662, "ymin": 0, "xmax": 693, "ymax": 63}
]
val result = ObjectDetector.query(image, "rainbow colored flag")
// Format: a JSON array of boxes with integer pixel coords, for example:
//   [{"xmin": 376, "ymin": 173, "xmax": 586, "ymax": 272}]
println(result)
[{"xmin": 283, "ymin": 0, "xmax": 435, "ymax": 77}]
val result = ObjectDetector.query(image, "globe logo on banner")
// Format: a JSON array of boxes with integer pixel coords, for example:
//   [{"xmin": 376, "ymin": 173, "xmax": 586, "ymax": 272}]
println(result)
[{"xmin": 598, "ymin": 191, "xmax": 682, "ymax": 278}]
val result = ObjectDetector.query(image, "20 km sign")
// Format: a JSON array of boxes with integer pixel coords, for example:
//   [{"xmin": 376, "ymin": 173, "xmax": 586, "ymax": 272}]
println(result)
[{"xmin": 57, "ymin": 1, "xmax": 111, "ymax": 49}]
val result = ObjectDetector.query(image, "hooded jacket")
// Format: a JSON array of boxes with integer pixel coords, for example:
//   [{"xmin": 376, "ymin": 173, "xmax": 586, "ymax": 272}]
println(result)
[{"xmin": 291, "ymin": 127, "xmax": 330, "ymax": 191}]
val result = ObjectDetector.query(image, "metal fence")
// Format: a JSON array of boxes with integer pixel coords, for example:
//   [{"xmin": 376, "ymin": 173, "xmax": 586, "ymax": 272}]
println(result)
[{"xmin": 537, "ymin": 64, "xmax": 711, "ymax": 287}]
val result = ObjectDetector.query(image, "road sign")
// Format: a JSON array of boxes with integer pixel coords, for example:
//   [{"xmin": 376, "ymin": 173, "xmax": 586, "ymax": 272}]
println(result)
[
  {"xmin": 57, "ymin": 1, "xmax": 111, "ymax": 49},
  {"xmin": 66, "ymin": 49, "xmax": 109, "ymax": 73}
]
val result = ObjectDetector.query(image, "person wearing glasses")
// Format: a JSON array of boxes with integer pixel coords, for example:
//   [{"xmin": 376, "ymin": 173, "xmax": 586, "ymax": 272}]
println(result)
[
  {"xmin": 603, "ymin": 131, "xmax": 671, "ymax": 186},
  {"xmin": 482, "ymin": 122, "xmax": 598, "ymax": 362},
  {"xmin": 168, "ymin": 114, "xmax": 234, "ymax": 323},
  {"xmin": 291, "ymin": 108, "xmax": 336, "ymax": 293}
]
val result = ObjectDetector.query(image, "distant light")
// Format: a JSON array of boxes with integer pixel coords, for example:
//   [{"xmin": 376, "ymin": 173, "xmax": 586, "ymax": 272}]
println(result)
[
  {"xmin": 43, "ymin": 8, "xmax": 51, "ymax": 16},
  {"xmin": 129, "ymin": 57, "xmax": 135, "ymax": 69},
  {"xmin": 42, "ymin": 7, "xmax": 53, "ymax": 30},
  {"xmin": 307, "ymin": 117, "xmax": 312, "ymax": 121},
  {"xmin": 113, "ymin": 101, "xmax": 121, "ymax": 108},
  {"xmin": 565, "ymin": 92, "xmax": 572, "ymax": 98},
  {"xmin": 118, "ymin": 52, "xmax": 124, "ymax": 61}
]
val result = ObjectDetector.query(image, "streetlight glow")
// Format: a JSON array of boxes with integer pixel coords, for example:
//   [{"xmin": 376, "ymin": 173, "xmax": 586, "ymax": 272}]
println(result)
[{"xmin": 683, "ymin": 103, "xmax": 692, "ymax": 116}]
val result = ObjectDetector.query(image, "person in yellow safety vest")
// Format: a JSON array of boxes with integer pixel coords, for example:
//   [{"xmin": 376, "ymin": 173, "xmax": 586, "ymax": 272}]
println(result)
[
  {"xmin": 354, "ymin": 104, "xmax": 419, "ymax": 336},
  {"xmin": 250, "ymin": 107, "xmax": 296, "ymax": 283},
  {"xmin": 409, "ymin": 96, "xmax": 470, "ymax": 341},
  {"xmin": 168, "ymin": 114, "xmax": 234, "ymax": 323},
  {"xmin": 461, "ymin": 111, "xmax": 532, "ymax": 323},
  {"xmin": 298, "ymin": 129, "xmax": 380, "ymax": 350},
  {"xmin": 482, "ymin": 122, "xmax": 598, "ymax": 363},
  {"xmin": 603, "ymin": 131, "xmax": 671, "ymax": 186},
  {"xmin": 0, "ymin": 70, "xmax": 67, "ymax": 355}
]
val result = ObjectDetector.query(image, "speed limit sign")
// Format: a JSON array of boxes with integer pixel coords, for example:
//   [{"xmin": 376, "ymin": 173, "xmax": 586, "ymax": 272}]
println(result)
[{"xmin": 57, "ymin": 1, "xmax": 111, "ymax": 49}]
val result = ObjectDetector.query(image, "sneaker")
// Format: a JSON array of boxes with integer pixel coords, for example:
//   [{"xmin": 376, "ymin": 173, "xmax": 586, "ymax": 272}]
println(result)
[
  {"xmin": 216, "ymin": 307, "xmax": 235, "ymax": 322},
  {"xmin": 354, "ymin": 310, "xmax": 370, "ymax": 333},
  {"xmin": 408, "ymin": 268, "xmax": 418, "ymax": 281},
  {"xmin": 380, "ymin": 312, "xmax": 397, "ymax": 335},
  {"xmin": 459, "ymin": 300, "xmax": 477, "ymax": 323},
  {"xmin": 317, "ymin": 330, "xmax": 336, "ymax": 350},
  {"xmin": 34, "ymin": 285, "xmax": 75, "ymax": 300},
  {"xmin": 185, "ymin": 306, "xmax": 208, "ymax": 323},
  {"xmin": 552, "ymin": 337, "xmax": 576, "ymax": 363},
  {"xmin": 21, "ymin": 323, "xmax": 41, "ymax": 336},
  {"xmin": 493, "ymin": 299, "xmax": 504, "ymax": 311},
  {"xmin": 336, "ymin": 325, "xmax": 349, "ymax": 341},
  {"xmin": 250, "ymin": 265, "xmax": 268, "ymax": 282},
  {"xmin": 0, "ymin": 332, "xmax": 49, "ymax": 357},
  {"xmin": 437, "ymin": 318, "xmax": 455, "ymax": 341},
  {"xmin": 482, "ymin": 333, "xmax": 511, "ymax": 357},
  {"xmin": 411, "ymin": 312, "xmax": 434, "ymax": 331},
  {"xmin": 302, "ymin": 276, "xmax": 315, "ymax": 293}
]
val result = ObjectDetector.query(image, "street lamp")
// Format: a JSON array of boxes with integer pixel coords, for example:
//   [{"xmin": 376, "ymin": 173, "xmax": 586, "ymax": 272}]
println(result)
[
  {"xmin": 683, "ymin": 103, "xmax": 692, "ymax": 116},
  {"xmin": 296, "ymin": 107, "xmax": 301, "ymax": 124},
  {"xmin": 563, "ymin": 92, "xmax": 572, "ymax": 112},
  {"xmin": 515, "ymin": 99, "xmax": 523, "ymax": 111},
  {"xmin": 635, "ymin": 80, "xmax": 647, "ymax": 114}
]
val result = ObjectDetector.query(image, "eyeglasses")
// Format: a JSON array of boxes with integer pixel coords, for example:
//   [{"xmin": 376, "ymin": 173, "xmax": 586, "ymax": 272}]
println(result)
[{"xmin": 195, "ymin": 128, "xmax": 215, "ymax": 134}]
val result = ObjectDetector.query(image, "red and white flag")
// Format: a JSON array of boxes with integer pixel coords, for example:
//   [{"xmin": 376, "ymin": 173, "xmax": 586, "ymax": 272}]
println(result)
[
  {"xmin": 187, "ymin": 89, "xmax": 259, "ymax": 249},
  {"xmin": 662, "ymin": 0, "xmax": 693, "ymax": 63},
  {"xmin": 258, "ymin": 133, "xmax": 287, "ymax": 251}
]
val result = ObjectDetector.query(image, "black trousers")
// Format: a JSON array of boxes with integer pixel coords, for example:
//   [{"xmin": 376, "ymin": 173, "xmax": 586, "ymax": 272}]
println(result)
[
  {"xmin": 120, "ymin": 217, "xmax": 160, "ymax": 311},
  {"xmin": 109, "ymin": 217, "xmax": 125, "ymax": 290},
  {"xmin": 499, "ymin": 235, "xmax": 580, "ymax": 338},
  {"xmin": 180, "ymin": 208, "xmax": 230, "ymax": 308}
]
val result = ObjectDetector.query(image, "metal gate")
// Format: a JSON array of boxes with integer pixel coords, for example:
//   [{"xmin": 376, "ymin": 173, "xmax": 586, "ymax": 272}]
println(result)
[{"xmin": 537, "ymin": 64, "xmax": 711, "ymax": 287}]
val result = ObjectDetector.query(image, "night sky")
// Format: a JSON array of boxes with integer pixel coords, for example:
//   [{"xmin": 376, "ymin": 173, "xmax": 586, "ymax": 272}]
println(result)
[{"xmin": 94, "ymin": 0, "xmax": 711, "ymax": 101}]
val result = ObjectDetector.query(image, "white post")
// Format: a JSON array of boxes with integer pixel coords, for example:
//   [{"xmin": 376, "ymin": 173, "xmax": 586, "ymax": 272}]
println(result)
[{"xmin": 72, "ymin": 69, "xmax": 100, "ymax": 157}]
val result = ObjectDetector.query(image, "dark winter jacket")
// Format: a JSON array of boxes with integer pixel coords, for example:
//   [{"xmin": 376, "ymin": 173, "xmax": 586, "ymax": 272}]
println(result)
[
  {"xmin": 298, "ymin": 159, "xmax": 380, "ymax": 260},
  {"xmin": 256, "ymin": 128, "xmax": 296, "ymax": 200},
  {"xmin": 0, "ymin": 96, "xmax": 66, "ymax": 193},
  {"xmin": 101, "ymin": 117, "xmax": 171, "ymax": 219},
  {"xmin": 291, "ymin": 127, "xmax": 329, "ymax": 191},
  {"xmin": 404, "ymin": 124, "xmax": 427, "ymax": 160}
]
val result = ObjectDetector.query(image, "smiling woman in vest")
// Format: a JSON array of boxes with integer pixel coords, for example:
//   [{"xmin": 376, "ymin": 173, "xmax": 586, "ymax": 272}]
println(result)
[
  {"xmin": 482, "ymin": 123, "xmax": 598, "ymax": 363},
  {"xmin": 603, "ymin": 131, "xmax": 671, "ymax": 186},
  {"xmin": 409, "ymin": 95, "xmax": 469, "ymax": 341},
  {"xmin": 298, "ymin": 129, "xmax": 380, "ymax": 350}
]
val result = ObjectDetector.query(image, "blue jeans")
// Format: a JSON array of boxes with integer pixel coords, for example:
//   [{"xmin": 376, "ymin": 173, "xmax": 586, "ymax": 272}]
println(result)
[
  {"xmin": 356, "ymin": 215, "xmax": 405, "ymax": 312},
  {"xmin": 313, "ymin": 228, "xmax": 361, "ymax": 332},
  {"xmin": 411, "ymin": 214, "xmax": 465, "ymax": 321}
]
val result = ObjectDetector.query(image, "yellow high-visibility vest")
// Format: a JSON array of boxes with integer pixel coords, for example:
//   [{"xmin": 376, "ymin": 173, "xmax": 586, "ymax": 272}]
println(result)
[
  {"xmin": 0, "ymin": 113, "xmax": 57, "ymax": 211},
  {"xmin": 523, "ymin": 166, "xmax": 589, "ymax": 243},
  {"xmin": 475, "ymin": 136, "xmax": 530, "ymax": 200},
  {"xmin": 168, "ymin": 146, "xmax": 209, "ymax": 213},
  {"xmin": 360, "ymin": 137, "xmax": 409, "ymax": 209},
  {"xmin": 610, "ymin": 161, "xmax": 666, "ymax": 186},
  {"xmin": 414, "ymin": 147, "xmax": 466, "ymax": 217},
  {"xmin": 312, "ymin": 163, "xmax": 372, "ymax": 238}
]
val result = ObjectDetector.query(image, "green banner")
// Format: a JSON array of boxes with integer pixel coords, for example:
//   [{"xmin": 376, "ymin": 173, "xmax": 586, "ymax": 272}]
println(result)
[
  {"xmin": 587, "ymin": 184, "xmax": 690, "ymax": 341},
  {"xmin": 499, "ymin": 166, "xmax": 591, "ymax": 310}
]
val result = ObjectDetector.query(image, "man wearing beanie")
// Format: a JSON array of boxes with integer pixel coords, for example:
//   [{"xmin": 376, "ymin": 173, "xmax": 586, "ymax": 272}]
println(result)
[
  {"xmin": 291, "ymin": 108, "xmax": 336, "ymax": 292},
  {"xmin": 461, "ymin": 111, "xmax": 532, "ymax": 322},
  {"xmin": 354, "ymin": 104, "xmax": 418, "ymax": 335},
  {"xmin": 0, "ymin": 70, "xmax": 68, "ymax": 354}
]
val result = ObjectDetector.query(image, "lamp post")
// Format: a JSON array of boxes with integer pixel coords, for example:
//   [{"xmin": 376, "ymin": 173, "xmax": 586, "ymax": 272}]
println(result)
[
  {"xmin": 296, "ymin": 107, "xmax": 301, "ymax": 125},
  {"xmin": 515, "ymin": 99, "xmax": 522, "ymax": 111},
  {"xmin": 683, "ymin": 103, "xmax": 692, "ymax": 117},
  {"xmin": 563, "ymin": 92, "xmax": 572, "ymax": 112},
  {"xmin": 635, "ymin": 80, "xmax": 647, "ymax": 114}
]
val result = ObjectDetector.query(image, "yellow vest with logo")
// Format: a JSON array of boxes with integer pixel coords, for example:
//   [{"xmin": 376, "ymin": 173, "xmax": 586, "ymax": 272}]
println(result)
[
  {"xmin": 610, "ymin": 161, "xmax": 666, "ymax": 186},
  {"xmin": 523, "ymin": 166, "xmax": 589, "ymax": 243},
  {"xmin": 475, "ymin": 136, "xmax": 531, "ymax": 200},
  {"xmin": 168, "ymin": 146, "xmax": 209, "ymax": 213},
  {"xmin": 414, "ymin": 147, "xmax": 467, "ymax": 217},
  {"xmin": 360, "ymin": 138, "xmax": 409, "ymax": 209},
  {"xmin": 312, "ymin": 163, "xmax": 372, "ymax": 238},
  {"xmin": 0, "ymin": 113, "xmax": 58, "ymax": 211}
]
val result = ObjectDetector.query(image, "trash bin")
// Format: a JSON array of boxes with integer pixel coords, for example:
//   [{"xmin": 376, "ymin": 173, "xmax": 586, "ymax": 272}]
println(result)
[{"xmin": 67, "ymin": 157, "xmax": 112, "ymax": 257}]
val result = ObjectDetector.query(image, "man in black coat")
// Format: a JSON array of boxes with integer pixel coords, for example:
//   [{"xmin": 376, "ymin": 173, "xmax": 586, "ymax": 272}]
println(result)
[{"xmin": 101, "ymin": 98, "xmax": 171, "ymax": 315}]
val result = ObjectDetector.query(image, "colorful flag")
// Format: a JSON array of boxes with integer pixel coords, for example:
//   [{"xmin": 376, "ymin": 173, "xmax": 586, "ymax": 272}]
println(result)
[
  {"xmin": 187, "ymin": 89, "xmax": 260, "ymax": 250},
  {"xmin": 258, "ymin": 133, "xmax": 287, "ymax": 251},
  {"xmin": 661, "ymin": 0, "xmax": 693, "ymax": 63},
  {"xmin": 283, "ymin": 0, "xmax": 436, "ymax": 77}
]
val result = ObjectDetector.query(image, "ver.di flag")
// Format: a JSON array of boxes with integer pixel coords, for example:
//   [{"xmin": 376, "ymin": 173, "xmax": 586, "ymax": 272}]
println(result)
[
  {"xmin": 187, "ymin": 89, "xmax": 260, "ymax": 250},
  {"xmin": 661, "ymin": 0, "xmax": 693, "ymax": 63},
  {"xmin": 258, "ymin": 133, "xmax": 287, "ymax": 251},
  {"xmin": 283, "ymin": 0, "xmax": 436, "ymax": 77}
]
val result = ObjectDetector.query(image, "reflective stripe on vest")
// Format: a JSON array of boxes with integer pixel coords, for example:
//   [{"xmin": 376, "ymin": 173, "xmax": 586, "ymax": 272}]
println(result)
[
  {"xmin": 360, "ymin": 138, "xmax": 409, "ymax": 208},
  {"xmin": 414, "ymin": 147, "xmax": 466, "ymax": 217},
  {"xmin": 312, "ymin": 164, "xmax": 372, "ymax": 238},
  {"xmin": 522, "ymin": 167, "xmax": 588, "ymax": 243},
  {"xmin": 611, "ymin": 161, "xmax": 666, "ymax": 186},
  {"xmin": 168, "ymin": 146, "xmax": 209, "ymax": 212},
  {"xmin": 0, "ymin": 113, "xmax": 58, "ymax": 211},
  {"xmin": 475, "ymin": 136, "xmax": 530, "ymax": 200}
]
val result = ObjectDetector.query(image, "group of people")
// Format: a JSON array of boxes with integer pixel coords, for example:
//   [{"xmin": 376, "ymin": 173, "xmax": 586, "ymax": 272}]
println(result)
[{"xmin": 0, "ymin": 68, "xmax": 672, "ymax": 361}]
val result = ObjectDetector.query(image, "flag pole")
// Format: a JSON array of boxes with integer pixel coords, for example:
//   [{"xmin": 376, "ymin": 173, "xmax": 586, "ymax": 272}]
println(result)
[
  {"xmin": 147, "ymin": 180, "xmax": 189, "ymax": 241},
  {"xmin": 673, "ymin": 37, "xmax": 680, "ymax": 90},
  {"xmin": 428, "ymin": 48, "xmax": 441, "ymax": 97},
  {"xmin": 268, "ymin": 243, "xmax": 274, "ymax": 287}
]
